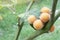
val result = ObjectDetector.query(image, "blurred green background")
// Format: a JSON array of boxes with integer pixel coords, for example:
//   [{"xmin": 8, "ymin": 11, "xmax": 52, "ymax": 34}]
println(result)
[{"xmin": 0, "ymin": 0, "xmax": 60, "ymax": 40}]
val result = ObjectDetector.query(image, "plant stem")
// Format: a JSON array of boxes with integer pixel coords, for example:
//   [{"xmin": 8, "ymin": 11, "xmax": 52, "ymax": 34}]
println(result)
[
  {"xmin": 15, "ymin": 22, "xmax": 24, "ymax": 40},
  {"xmin": 15, "ymin": 27, "xmax": 22, "ymax": 40},
  {"xmin": 51, "ymin": 0, "xmax": 58, "ymax": 21},
  {"xmin": 15, "ymin": 17, "xmax": 24, "ymax": 40},
  {"xmin": 26, "ymin": 30, "xmax": 47, "ymax": 40},
  {"xmin": 54, "ymin": 11, "xmax": 60, "ymax": 21},
  {"xmin": 45, "ymin": 0, "xmax": 58, "ymax": 30},
  {"xmin": 26, "ymin": 0, "xmax": 35, "ymax": 12},
  {"xmin": 15, "ymin": 0, "xmax": 35, "ymax": 40}
]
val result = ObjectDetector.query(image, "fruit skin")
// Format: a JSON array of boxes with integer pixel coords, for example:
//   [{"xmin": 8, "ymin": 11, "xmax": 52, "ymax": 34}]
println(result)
[
  {"xmin": 40, "ymin": 7, "xmax": 51, "ymax": 13},
  {"xmin": 27, "ymin": 15, "xmax": 36, "ymax": 24},
  {"xmin": 39, "ymin": 13, "xmax": 50, "ymax": 23},
  {"xmin": 50, "ymin": 25, "xmax": 55, "ymax": 32},
  {"xmin": 33, "ymin": 20, "xmax": 44, "ymax": 30}
]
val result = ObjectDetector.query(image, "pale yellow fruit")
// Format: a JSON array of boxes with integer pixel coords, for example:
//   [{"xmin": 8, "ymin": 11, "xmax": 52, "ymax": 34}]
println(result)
[
  {"xmin": 40, "ymin": 7, "xmax": 51, "ymax": 13},
  {"xmin": 33, "ymin": 20, "xmax": 44, "ymax": 30},
  {"xmin": 40, "ymin": 13, "xmax": 50, "ymax": 23},
  {"xmin": 50, "ymin": 25, "xmax": 55, "ymax": 32},
  {"xmin": 27, "ymin": 15, "xmax": 36, "ymax": 24}
]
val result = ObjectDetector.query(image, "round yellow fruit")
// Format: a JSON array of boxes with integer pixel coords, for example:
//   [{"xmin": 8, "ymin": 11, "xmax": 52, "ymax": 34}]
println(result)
[
  {"xmin": 27, "ymin": 15, "xmax": 36, "ymax": 24},
  {"xmin": 40, "ymin": 7, "xmax": 51, "ymax": 13},
  {"xmin": 50, "ymin": 25, "xmax": 55, "ymax": 32},
  {"xmin": 33, "ymin": 20, "xmax": 44, "ymax": 30},
  {"xmin": 40, "ymin": 13, "xmax": 50, "ymax": 23}
]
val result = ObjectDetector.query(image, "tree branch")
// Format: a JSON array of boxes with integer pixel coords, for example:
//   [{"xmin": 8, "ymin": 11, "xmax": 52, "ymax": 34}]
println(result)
[
  {"xmin": 26, "ymin": 30, "xmax": 48, "ymax": 40},
  {"xmin": 15, "ymin": 17, "xmax": 24, "ymax": 40},
  {"xmin": 45, "ymin": 0, "xmax": 58, "ymax": 30},
  {"xmin": 26, "ymin": 0, "xmax": 35, "ymax": 12},
  {"xmin": 51, "ymin": 0, "xmax": 58, "ymax": 21},
  {"xmin": 15, "ymin": 0, "xmax": 35, "ymax": 40},
  {"xmin": 54, "ymin": 10, "xmax": 60, "ymax": 21}
]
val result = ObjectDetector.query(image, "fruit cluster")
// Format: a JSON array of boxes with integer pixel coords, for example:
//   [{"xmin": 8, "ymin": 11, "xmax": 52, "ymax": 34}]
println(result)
[{"xmin": 27, "ymin": 7, "xmax": 55, "ymax": 32}]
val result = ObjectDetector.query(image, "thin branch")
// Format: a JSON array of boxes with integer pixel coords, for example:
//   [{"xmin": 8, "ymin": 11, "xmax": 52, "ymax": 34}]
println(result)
[
  {"xmin": 26, "ymin": 0, "xmax": 35, "ymax": 12},
  {"xmin": 54, "ymin": 11, "xmax": 60, "ymax": 21},
  {"xmin": 15, "ymin": 0, "xmax": 35, "ymax": 40},
  {"xmin": 15, "ymin": 17, "xmax": 24, "ymax": 40},
  {"xmin": 45, "ymin": 0, "xmax": 58, "ymax": 30},
  {"xmin": 51, "ymin": 0, "xmax": 58, "ymax": 21},
  {"xmin": 26, "ymin": 30, "xmax": 47, "ymax": 40}
]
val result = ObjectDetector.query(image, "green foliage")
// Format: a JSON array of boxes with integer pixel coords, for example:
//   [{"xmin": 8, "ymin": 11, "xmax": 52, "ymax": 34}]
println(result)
[{"xmin": 0, "ymin": 5, "xmax": 3, "ymax": 10}]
